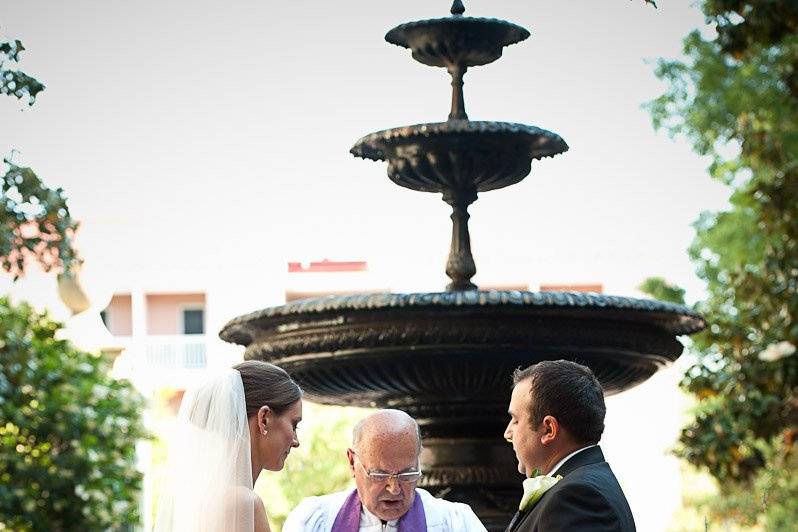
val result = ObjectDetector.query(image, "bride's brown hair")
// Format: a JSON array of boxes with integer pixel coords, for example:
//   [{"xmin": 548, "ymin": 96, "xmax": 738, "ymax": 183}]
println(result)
[{"xmin": 234, "ymin": 360, "xmax": 302, "ymax": 416}]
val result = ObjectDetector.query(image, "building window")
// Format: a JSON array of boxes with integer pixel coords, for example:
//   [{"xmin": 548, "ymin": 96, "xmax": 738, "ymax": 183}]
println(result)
[{"xmin": 181, "ymin": 308, "xmax": 205, "ymax": 335}]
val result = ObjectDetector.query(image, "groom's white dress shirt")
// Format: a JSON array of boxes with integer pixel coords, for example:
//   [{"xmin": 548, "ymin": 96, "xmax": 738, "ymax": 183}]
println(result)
[
  {"xmin": 283, "ymin": 488, "xmax": 486, "ymax": 532},
  {"xmin": 548, "ymin": 444, "xmax": 597, "ymax": 476}
]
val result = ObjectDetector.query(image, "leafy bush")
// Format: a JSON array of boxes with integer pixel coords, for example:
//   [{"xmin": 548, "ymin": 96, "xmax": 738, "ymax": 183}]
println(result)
[{"xmin": 0, "ymin": 297, "xmax": 147, "ymax": 530}]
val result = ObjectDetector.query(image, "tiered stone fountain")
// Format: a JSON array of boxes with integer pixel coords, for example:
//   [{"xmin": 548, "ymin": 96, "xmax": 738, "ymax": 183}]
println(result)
[{"xmin": 221, "ymin": 3, "xmax": 705, "ymax": 529}]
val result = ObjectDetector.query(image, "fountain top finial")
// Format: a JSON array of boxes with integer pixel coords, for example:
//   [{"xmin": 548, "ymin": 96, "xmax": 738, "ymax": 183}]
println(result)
[{"xmin": 450, "ymin": 0, "xmax": 465, "ymax": 16}]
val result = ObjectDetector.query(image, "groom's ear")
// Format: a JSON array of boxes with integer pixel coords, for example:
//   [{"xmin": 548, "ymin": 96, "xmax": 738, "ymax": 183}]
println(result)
[{"xmin": 540, "ymin": 415, "xmax": 559, "ymax": 445}]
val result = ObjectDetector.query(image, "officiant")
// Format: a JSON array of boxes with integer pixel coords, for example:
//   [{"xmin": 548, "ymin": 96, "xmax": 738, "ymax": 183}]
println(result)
[{"xmin": 283, "ymin": 409, "xmax": 486, "ymax": 532}]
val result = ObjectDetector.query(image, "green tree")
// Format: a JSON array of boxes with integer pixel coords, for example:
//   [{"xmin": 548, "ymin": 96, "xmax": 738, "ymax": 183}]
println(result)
[
  {"xmin": 277, "ymin": 407, "xmax": 356, "ymax": 506},
  {"xmin": 0, "ymin": 297, "xmax": 148, "ymax": 530},
  {"xmin": 1, "ymin": 32, "xmax": 79, "ymax": 279},
  {"xmin": 1, "ymin": 37, "xmax": 45, "ymax": 105},
  {"xmin": 645, "ymin": 0, "xmax": 797, "ymax": 527},
  {"xmin": 1, "ymin": 159, "xmax": 80, "ymax": 279},
  {"xmin": 638, "ymin": 276, "xmax": 686, "ymax": 306}
]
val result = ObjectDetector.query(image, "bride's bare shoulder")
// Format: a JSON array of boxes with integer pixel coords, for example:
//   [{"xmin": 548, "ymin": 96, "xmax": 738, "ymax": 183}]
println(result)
[
  {"xmin": 253, "ymin": 492, "xmax": 270, "ymax": 532},
  {"xmin": 229, "ymin": 488, "xmax": 271, "ymax": 532}
]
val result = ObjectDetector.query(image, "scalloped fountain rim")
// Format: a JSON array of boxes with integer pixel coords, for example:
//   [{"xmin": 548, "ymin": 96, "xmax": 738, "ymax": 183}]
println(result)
[
  {"xmin": 385, "ymin": 16, "xmax": 530, "ymax": 49},
  {"xmin": 220, "ymin": 290, "xmax": 705, "ymax": 338},
  {"xmin": 350, "ymin": 120, "xmax": 569, "ymax": 162}
]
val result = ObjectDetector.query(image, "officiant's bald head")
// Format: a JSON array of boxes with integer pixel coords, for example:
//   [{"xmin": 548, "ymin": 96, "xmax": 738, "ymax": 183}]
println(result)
[
  {"xmin": 352, "ymin": 409, "xmax": 422, "ymax": 454},
  {"xmin": 347, "ymin": 409, "xmax": 423, "ymax": 521}
]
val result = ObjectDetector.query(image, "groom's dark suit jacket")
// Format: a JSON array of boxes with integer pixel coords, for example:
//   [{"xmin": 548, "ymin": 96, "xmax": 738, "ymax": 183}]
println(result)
[{"xmin": 505, "ymin": 446, "xmax": 635, "ymax": 532}]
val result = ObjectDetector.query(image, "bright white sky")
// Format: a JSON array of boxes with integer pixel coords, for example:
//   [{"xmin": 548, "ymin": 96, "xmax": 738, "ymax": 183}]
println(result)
[
  {"xmin": 2, "ymin": 1, "xmax": 729, "ymax": 529},
  {"xmin": 2, "ymin": 0, "xmax": 729, "ymax": 299}
]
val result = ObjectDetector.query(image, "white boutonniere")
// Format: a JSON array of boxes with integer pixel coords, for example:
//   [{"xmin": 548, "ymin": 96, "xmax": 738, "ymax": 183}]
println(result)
[{"xmin": 519, "ymin": 470, "xmax": 562, "ymax": 511}]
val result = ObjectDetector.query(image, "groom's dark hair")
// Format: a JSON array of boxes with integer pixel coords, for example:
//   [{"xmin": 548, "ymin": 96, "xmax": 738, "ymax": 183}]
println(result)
[
  {"xmin": 513, "ymin": 359, "xmax": 605, "ymax": 444},
  {"xmin": 235, "ymin": 360, "xmax": 303, "ymax": 417}
]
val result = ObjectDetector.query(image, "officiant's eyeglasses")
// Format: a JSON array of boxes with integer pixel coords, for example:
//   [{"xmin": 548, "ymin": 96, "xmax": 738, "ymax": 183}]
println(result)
[{"xmin": 353, "ymin": 453, "xmax": 422, "ymax": 483}]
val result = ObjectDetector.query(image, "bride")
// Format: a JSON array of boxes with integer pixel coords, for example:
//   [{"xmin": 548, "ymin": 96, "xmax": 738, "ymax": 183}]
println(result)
[{"xmin": 155, "ymin": 360, "xmax": 303, "ymax": 531}]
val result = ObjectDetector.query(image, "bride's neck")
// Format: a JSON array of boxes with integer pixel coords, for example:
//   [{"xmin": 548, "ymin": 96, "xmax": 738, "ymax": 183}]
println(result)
[{"xmin": 249, "ymin": 422, "xmax": 263, "ymax": 485}]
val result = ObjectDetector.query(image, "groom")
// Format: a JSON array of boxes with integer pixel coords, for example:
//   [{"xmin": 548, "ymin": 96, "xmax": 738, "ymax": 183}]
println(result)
[{"xmin": 503, "ymin": 360, "xmax": 635, "ymax": 531}]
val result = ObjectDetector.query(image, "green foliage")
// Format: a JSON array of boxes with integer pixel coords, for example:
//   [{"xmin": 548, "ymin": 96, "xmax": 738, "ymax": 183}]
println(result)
[
  {"xmin": 683, "ymin": 444, "xmax": 798, "ymax": 530},
  {"xmin": 0, "ymin": 37, "xmax": 45, "ymax": 106},
  {"xmin": 639, "ymin": 277, "xmax": 685, "ymax": 305},
  {"xmin": 1, "ymin": 159, "xmax": 80, "ymax": 279},
  {"xmin": 277, "ymin": 409, "xmax": 355, "ymax": 505},
  {"xmin": 646, "ymin": 0, "xmax": 798, "ymax": 526},
  {"xmin": 0, "ymin": 297, "xmax": 148, "ymax": 531},
  {"xmin": 756, "ymin": 450, "xmax": 798, "ymax": 531},
  {"xmin": 704, "ymin": 1, "xmax": 798, "ymax": 60}
]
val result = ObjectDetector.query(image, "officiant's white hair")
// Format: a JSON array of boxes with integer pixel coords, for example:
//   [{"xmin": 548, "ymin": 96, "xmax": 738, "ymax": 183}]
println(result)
[{"xmin": 352, "ymin": 409, "xmax": 423, "ymax": 454}]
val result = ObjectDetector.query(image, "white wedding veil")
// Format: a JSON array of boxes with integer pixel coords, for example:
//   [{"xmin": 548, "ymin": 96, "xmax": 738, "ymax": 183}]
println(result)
[{"xmin": 154, "ymin": 368, "xmax": 255, "ymax": 532}]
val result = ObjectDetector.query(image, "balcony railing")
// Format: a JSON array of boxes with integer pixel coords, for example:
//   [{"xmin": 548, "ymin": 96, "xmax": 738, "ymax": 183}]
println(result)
[{"xmin": 140, "ymin": 335, "xmax": 208, "ymax": 370}]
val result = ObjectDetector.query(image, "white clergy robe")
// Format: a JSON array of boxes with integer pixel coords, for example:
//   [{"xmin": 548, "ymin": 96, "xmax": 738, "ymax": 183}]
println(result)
[{"xmin": 283, "ymin": 488, "xmax": 487, "ymax": 532}]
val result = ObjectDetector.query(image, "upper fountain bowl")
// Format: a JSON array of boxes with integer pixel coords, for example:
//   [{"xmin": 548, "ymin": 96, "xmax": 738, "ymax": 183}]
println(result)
[{"xmin": 386, "ymin": 16, "xmax": 530, "ymax": 68}]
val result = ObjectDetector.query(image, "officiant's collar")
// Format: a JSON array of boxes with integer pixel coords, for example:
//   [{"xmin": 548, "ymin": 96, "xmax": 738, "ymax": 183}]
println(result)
[{"xmin": 361, "ymin": 504, "xmax": 399, "ymax": 530}]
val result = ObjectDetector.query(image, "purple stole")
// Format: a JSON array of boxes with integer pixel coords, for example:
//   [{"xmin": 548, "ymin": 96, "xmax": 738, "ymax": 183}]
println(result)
[{"xmin": 331, "ymin": 489, "xmax": 427, "ymax": 532}]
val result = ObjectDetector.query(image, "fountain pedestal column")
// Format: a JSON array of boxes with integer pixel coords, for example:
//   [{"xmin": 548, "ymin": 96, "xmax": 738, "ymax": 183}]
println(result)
[
  {"xmin": 444, "ymin": 189, "xmax": 478, "ymax": 292},
  {"xmin": 422, "ymin": 437, "xmax": 520, "ymax": 529}
]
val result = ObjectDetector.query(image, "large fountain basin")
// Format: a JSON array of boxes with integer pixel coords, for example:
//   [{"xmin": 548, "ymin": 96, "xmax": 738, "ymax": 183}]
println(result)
[{"xmin": 220, "ymin": 290, "xmax": 704, "ymax": 402}]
